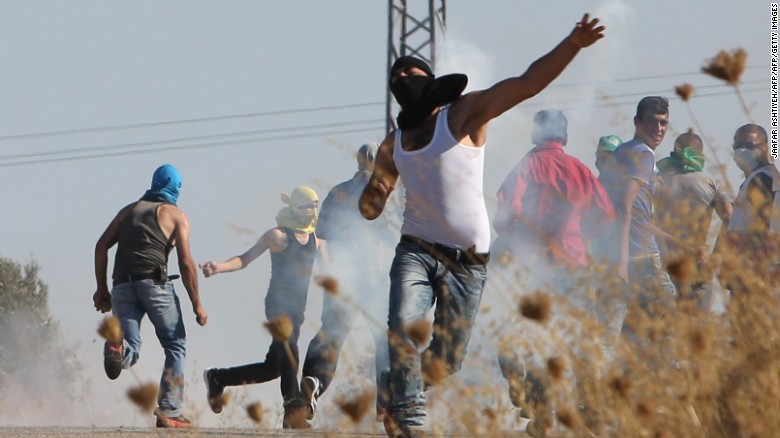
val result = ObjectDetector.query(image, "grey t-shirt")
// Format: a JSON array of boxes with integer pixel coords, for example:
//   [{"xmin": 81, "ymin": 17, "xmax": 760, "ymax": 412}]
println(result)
[
  {"xmin": 655, "ymin": 169, "xmax": 732, "ymax": 252},
  {"xmin": 607, "ymin": 139, "xmax": 659, "ymax": 256}
]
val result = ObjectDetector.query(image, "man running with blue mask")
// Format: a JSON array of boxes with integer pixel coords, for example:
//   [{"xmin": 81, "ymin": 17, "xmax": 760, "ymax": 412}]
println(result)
[{"xmin": 93, "ymin": 163, "xmax": 208, "ymax": 428}]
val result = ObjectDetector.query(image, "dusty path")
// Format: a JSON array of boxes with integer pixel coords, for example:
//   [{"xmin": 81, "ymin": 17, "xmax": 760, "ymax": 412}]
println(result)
[{"xmin": 0, "ymin": 427, "xmax": 537, "ymax": 437}]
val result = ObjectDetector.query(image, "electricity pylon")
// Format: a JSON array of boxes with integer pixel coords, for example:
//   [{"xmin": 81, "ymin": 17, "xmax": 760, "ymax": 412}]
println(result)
[{"xmin": 385, "ymin": 0, "xmax": 446, "ymax": 133}]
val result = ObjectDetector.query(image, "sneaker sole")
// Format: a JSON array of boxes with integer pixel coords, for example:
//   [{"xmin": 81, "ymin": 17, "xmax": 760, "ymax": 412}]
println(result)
[
  {"xmin": 156, "ymin": 417, "xmax": 192, "ymax": 428},
  {"xmin": 103, "ymin": 344, "xmax": 122, "ymax": 380}
]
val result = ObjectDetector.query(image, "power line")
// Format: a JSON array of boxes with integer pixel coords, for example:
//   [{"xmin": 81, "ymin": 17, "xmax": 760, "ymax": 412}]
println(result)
[
  {"xmin": 0, "ymin": 66, "xmax": 767, "ymax": 143},
  {"xmin": 0, "ymin": 125, "xmax": 385, "ymax": 168},
  {"xmin": 539, "ymin": 86, "xmax": 764, "ymax": 114},
  {"xmin": 0, "ymin": 118, "xmax": 384, "ymax": 162},
  {"xmin": 0, "ymin": 101, "xmax": 384, "ymax": 142},
  {"xmin": 518, "ymin": 79, "xmax": 763, "ymax": 110},
  {"xmin": 1, "ymin": 85, "xmax": 762, "ymax": 167}
]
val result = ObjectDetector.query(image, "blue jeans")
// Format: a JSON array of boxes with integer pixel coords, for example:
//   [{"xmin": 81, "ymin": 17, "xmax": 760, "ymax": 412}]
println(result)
[
  {"xmin": 628, "ymin": 253, "xmax": 678, "ymax": 315},
  {"xmin": 111, "ymin": 280, "xmax": 186, "ymax": 417},
  {"xmin": 302, "ymin": 284, "xmax": 390, "ymax": 409},
  {"xmin": 622, "ymin": 253, "xmax": 678, "ymax": 347},
  {"xmin": 386, "ymin": 239, "xmax": 487, "ymax": 428}
]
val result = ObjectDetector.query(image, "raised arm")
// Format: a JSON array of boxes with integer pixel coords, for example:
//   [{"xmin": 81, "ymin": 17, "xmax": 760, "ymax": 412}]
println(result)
[
  {"xmin": 458, "ymin": 14, "xmax": 604, "ymax": 137},
  {"xmin": 360, "ymin": 131, "xmax": 399, "ymax": 220}
]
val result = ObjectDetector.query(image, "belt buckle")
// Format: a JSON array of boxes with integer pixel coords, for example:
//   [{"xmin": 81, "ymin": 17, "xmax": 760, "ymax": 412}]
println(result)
[{"xmin": 453, "ymin": 248, "xmax": 462, "ymax": 262}]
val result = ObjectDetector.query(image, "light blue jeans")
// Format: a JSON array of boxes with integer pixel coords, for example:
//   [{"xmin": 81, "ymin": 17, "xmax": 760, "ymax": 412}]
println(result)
[
  {"xmin": 111, "ymin": 280, "xmax": 186, "ymax": 417},
  {"xmin": 386, "ymin": 239, "xmax": 487, "ymax": 429}
]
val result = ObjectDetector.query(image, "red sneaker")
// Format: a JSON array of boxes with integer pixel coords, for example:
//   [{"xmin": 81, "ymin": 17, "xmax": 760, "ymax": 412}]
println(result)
[{"xmin": 154, "ymin": 409, "xmax": 192, "ymax": 428}]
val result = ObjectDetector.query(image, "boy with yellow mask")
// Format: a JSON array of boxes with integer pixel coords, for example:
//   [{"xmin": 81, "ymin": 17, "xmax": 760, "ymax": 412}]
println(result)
[{"xmin": 199, "ymin": 186, "xmax": 328, "ymax": 429}]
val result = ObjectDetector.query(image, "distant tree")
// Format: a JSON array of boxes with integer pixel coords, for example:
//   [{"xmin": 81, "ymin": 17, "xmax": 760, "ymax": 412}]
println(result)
[{"xmin": 0, "ymin": 257, "xmax": 80, "ymax": 395}]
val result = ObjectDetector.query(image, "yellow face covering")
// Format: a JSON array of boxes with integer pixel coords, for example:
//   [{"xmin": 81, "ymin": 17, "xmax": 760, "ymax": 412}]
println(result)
[{"xmin": 275, "ymin": 186, "xmax": 319, "ymax": 234}]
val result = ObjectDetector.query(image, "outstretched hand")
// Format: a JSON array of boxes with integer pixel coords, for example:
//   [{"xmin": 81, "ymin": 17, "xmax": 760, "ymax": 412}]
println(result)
[
  {"xmin": 199, "ymin": 261, "xmax": 219, "ymax": 278},
  {"xmin": 569, "ymin": 13, "xmax": 605, "ymax": 49}
]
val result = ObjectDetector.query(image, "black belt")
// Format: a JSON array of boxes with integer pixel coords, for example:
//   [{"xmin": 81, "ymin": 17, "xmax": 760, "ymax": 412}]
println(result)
[
  {"xmin": 401, "ymin": 235, "xmax": 490, "ymax": 266},
  {"xmin": 113, "ymin": 272, "xmax": 180, "ymax": 287}
]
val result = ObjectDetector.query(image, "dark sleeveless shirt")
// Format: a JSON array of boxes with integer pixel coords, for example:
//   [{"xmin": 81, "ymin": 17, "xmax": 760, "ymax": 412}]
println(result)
[
  {"xmin": 112, "ymin": 201, "xmax": 173, "ymax": 281},
  {"xmin": 265, "ymin": 228, "xmax": 317, "ymax": 324}
]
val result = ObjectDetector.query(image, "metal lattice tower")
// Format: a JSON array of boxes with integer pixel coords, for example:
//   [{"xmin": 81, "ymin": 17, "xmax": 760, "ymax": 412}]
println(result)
[{"xmin": 386, "ymin": 0, "xmax": 446, "ymax": 133}]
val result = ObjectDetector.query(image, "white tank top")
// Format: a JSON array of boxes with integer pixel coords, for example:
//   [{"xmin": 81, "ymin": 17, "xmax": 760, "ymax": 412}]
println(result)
[
  {"xmin": 729, "ymin": 165, "xmax": 780, "ymax": 233},
  {"xmin": 393, "ymin": 105, "xmax": 491, "ymax": 252}
]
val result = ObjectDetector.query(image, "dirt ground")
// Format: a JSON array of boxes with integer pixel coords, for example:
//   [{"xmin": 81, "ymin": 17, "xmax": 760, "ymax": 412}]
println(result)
[{"xmin": 0, "ymin": 427, "xmax": 539, "ymax": 437}]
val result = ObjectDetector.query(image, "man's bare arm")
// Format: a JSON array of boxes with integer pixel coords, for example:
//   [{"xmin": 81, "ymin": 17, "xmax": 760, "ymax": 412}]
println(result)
[
  {"xmin": 171, "ymin": 209, "xmax": 208, "ymax": 326},
  {"xmin": 93, "ymin": 204, "xmax": 133, "ymax": 313},
  {"xmin": 616, "ymin": 179, "xmax": 641, "ymax": 281},
  {"xmin": 199, "ymin": 227, "xmax": 286, "ymax": 276},
  {"xmin": 360, "ymin": 132, "xmax": 399, "ymax": 220},
  {"xmin": 458, "ymin": 14, "xmax": 604, "ymax": 138}
]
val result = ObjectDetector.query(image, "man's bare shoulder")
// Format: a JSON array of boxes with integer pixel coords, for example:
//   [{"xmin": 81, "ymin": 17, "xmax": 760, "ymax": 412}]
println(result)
[
  {"xmin": 113, "ymin": 202, "xmax": 138, "ymax": 222},
  {"xmin": 262, "ymin": 227, "xmax": 289, "ymax": 252},
  {"xmin": 262, "ymin": 226, "xmax": 288, "ymax": 241},
  {"xmin": 158, "ymin": 203, "xmax": 188, "ymax": 222}
]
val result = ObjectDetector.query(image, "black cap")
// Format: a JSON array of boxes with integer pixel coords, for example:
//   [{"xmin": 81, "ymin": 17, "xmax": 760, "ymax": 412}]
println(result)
[{"xmin": 390, "ymin": 56, "xmax": 434, "ymax": 78}]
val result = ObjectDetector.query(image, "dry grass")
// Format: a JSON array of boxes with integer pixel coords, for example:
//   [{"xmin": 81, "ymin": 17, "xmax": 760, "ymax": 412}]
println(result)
[
  {"xmin": 315, "ymin": 275, "xmax": 340, "ymax": 296},
  {"xmin": 246, "ymin": 402, "xmax": 263, "ymax": 424},
  {"xmin": 336, "ymin": 390, "xmax": 374, "ymax": 423},
  {"xmin": 264, "ymin": 315, "xmax": 293, "ymax": 342},
  {"xmin": 126, "ymin": 382, "xmax": 157, "ymax": 412},
  {"xmin": 675, "ymin": 83, "xmax": 694, "ymax": 101},
  {"xmin": 702, "ymin": 48, "xmax": 746, "ymax": 85},
  {"xmin": 73, "ymin": 48, "xmax": 773, "ymax": 438},
  {"xmin": 519, "ymin": 291, "xmax": 552, "ymax": 323},
  {"xmin": 97, "ymin": 316, "xmax": 122, "ymax": 345}
]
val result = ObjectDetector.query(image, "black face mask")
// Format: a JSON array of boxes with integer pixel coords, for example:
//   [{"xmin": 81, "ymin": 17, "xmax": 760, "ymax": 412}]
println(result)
[
  {"xmin": 390, "ymin": 76, "xmax": 434, "ymax": 108},
  {"xmin": 390, "ymin": 74, "xmax": 468, "ymax": 130}
]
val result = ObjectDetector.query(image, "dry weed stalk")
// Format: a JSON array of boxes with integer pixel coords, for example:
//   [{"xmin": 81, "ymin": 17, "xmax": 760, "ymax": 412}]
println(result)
[
  {"xmin": 264, "ymin": 315, "xmax": 298, "ymax": 369},
  {"xmin": 422, "ymin": 355, "xmax": 448, "ymax": 386},
  {"xmin": 126, "ymin": 382, "xmax": 157, "ymax": 411},
  {"xmin": 546, "ymin": 356, "xmax": 565, "ymax": 381},
  {"xmin": 246, "ymin": 402, "xmax": 263, "ymax": 423},
  {"xmin": 702, "ymin": 48, "xmax": 753, "ymax": 122},
  {"xmin": 337, "ymin": 390, "xmax": 374, "ymax": 423},
  {"xmin": 97, "ymin": 316, "xmax": 122, "ymax": 345},
  {"xmin": 519, "ymin": 291, "xmax": 552, "ymax": 323},
  {"xmin": 315, "ymin": 275, "xmax": 340, "ymax": 296},
  {"xmin": 675, "ymin": 83, "xmax": 694, "ymax": 101},
  {"xmin": 405, "ymin": 319, "xmax": 432, "ymax": 345},
  {"xmin": 264, "ymin": 315, "xmax": 293, "ymax": 342}
]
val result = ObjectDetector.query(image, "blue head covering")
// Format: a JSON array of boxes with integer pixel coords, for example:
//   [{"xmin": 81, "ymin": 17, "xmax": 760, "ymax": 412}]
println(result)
[{"xmin": 141, "ymin": 164, "xmax": 182, "ymax": 205}]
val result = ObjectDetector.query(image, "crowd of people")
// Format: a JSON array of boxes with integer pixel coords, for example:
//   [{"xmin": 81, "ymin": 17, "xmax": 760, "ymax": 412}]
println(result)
[{"xmin": 91, "ymin": 11, "xmax": 776, "ymax": 438}]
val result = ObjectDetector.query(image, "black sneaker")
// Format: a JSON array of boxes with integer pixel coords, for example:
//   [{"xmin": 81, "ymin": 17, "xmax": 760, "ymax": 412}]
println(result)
[
  {"xmin": 301, "ymin": 376, "xmax": 320, "ymax": 420},
  {"xmin": 154, "ymin": 408, "xmax": 192, "ymax": 428},
  {"xmin": 203, "ymin": 368, "xmax": 225, "ymax": 414},
  {"xmin": 282, "ymin": 398, "xmax": 311, "ymax": 429},
  {"xmin": 103, "ymin": 341, "xmax": 123, "ymax": 380}
]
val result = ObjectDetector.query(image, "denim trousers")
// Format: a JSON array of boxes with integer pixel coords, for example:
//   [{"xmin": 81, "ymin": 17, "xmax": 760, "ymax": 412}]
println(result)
[
  {"xmin": 627, "ymin": 253, "xmax": 678, "ymax": 315},
  {"xmin": 111, "ymin": 280, "xmax": 186, "ymax": 417},
  {"xmin": 212, "ymin": 318, "xmax": 303, "ymax": 403},
  {"xmin": 621, "ymin": 253, "xmax": 678, "ymax": 348},
  {"xmin": 386, "ymin": 239, "xmax": 487, "ymax": 428},
  {"xmin": 302, "ymin": 275, "xmax": 390, "ymax": 409}
]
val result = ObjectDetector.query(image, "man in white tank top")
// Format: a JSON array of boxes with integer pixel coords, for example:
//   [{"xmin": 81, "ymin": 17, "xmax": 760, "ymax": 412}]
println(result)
[{"xmin": 359, "ymin": 14, "xmax": 605, "ymax": 438}]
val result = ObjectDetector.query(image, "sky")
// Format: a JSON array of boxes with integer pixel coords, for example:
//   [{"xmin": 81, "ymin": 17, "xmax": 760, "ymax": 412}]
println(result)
[{"xmin": 0, "ymin": 0, "xmax": 768, "ymax": 429}]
